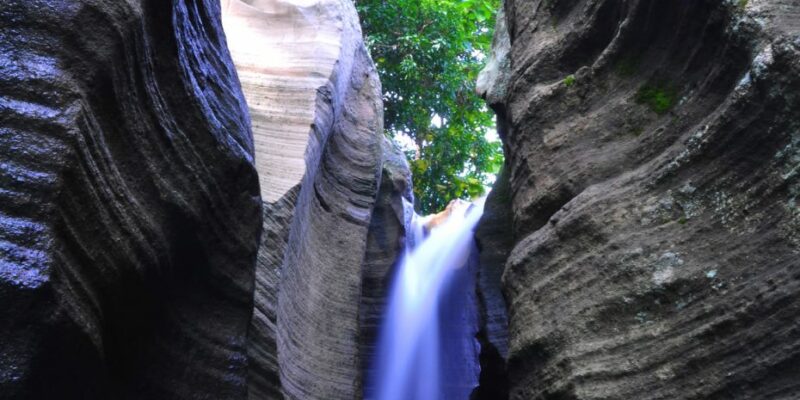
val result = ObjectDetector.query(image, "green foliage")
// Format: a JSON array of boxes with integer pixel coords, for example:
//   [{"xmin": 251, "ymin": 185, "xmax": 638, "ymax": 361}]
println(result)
[
  {"xmin": 563, "ymin": 74, "xmax": 576, "ymax": 87},
  {"xmin": 737, "ymin": 0, "xmax": 748, "ymax": 9},
  {"xmin": 636, "ymin": 83, "xmax": 678, "ymax": 115},
  {"xmin": 356, "ymin": 0, "xmax": 503, "ymax": 214}
]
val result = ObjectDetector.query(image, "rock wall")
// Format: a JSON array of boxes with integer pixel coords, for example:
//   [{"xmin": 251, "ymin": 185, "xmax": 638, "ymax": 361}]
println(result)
[
  {"xmin": 221, "ymin": 1, "xmax": 393, "ymax": 399},
  {"xmin": 479, "ymin": 0, "xmax": 800, "ymax": 398},
  {"xmin": 0, "ymin": 1, "xmax": 261, "ymax": 399},
  {"xmin": 249, "ymin": 186, "xmax": 299, "ymax": 400},
  {"xmin": 0, "ymin": 0, "xmax": 400, "ymax": 398},
  {"xmin": 359, "ymin": 137, "xmax": 413, "ymax": 398},
  {"xmin": 473, "ymin": 168, "xmax": 512, "ymax": 400},
  {"xmin": 474, "ymin": 6, "xmax": 513, "ymax": 398}
]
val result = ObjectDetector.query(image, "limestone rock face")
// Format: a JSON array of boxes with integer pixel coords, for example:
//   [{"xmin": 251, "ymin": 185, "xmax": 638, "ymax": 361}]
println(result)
[
  {"xmin": 480, "ymin": 0, "xmax": 800, "ymax": 398},
  {"xmin": 221, "ymin": 0, "xmax": 346, "ymax": 204},
  {"xmin": 0, "ymin": 1, "xmax": 261, "ymax": 399},
  {"xmin": 222, "ymin": 1, "xmax": 389, "ymax": 399}
]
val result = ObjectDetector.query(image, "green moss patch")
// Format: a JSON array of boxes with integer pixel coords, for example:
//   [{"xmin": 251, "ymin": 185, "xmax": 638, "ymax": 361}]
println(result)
[{"xmin": 636, "ymin": 83, "xmax": 679, "ymax": 115}]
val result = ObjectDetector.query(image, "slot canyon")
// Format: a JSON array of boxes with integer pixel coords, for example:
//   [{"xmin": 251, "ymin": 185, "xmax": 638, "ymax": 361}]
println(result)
[{"xmin": 0, "ymin": 0, "xmax": 798, "ymax": 399}]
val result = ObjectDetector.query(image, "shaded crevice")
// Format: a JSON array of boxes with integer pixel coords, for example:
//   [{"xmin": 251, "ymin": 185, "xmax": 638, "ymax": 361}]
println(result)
[{"xmin": 472, "ymin": 163, "xmax": 513, "ymax": 400}]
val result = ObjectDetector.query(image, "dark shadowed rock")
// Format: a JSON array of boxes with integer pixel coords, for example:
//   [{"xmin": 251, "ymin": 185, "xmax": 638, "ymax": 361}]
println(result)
[
  {"xmin": 473, "ymin": 167, "xmax": 512, "ymax": 400},
  {"xmin": 0, "ymin": 1, "xmax": 261, "ymax": 399},
  {"xmin": 359, "ymin": 137, "xmax": 413, "ymax": 398},
  {"xmin": 480, "ymin": 0, "xmax": 800, "ymax": 398}
]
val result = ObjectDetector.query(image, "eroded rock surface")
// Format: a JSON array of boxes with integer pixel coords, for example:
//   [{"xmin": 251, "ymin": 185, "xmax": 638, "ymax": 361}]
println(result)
[
  {"xmin": 249, "ymin": 186, "xmax": 299, "ymax": 400},
  {"xmin": 274, "ymin": 35, "xmax": 383, "ymax": 397},
  {"xmin": 222, "ymin": 1, "xmax": 390, "ymax": 399},
  {"xmin": 480, "ymin": 0, "xmax": 800, "ymax": 398},
  {"xmin": 0, "ymin": 1, "xmax": 261, "ymax": 399},
  {"xmin": 221, "ymin": 0, "xmax": 345, "ymax": 203}
]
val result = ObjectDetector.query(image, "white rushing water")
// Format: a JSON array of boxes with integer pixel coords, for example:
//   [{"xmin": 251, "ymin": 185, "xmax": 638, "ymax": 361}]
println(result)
[{"xmin": 370, "ymin": 197, "xmax": 485, "ymax": 400}]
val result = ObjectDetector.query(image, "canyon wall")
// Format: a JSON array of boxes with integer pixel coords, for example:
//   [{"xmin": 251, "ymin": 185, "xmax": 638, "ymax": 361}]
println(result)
[
  {"xmin": 0, "ymin": 1, "xmax": 261, "ymax": 398},
  {"xmin": 479, "ymin": 0, "xmax": 800, "ymax": 398},
  {"xmin": 0, "ymin": 0, "xmax": 404, "ymax": 398},
  {"xmin": 10, "ymin": 0, "xmax": 797, "ymax": 399},
  {"xmin": 221, "ymin": 1, "xmax": 398, "ymax": 399}
]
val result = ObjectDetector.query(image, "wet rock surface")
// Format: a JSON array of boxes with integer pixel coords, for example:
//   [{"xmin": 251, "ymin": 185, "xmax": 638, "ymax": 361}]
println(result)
[
  {"xmin": 0, "ymin": 1, "xmax": 261, "ymax": 399},
  {"xmin": 359, "ymin": 137, "xmax": 413, "ymax": 398},
  {"xmin": 473, "ymin": 167, "xmax": 512, "ymax": 400},
  {"xmin": 480, "ymin": 0, "xmax": 800, "ymax": 398}
]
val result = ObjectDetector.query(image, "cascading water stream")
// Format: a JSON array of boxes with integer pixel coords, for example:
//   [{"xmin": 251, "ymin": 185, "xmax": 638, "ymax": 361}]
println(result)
[{"xmin": 369, "ymin": 197, "xmax": 485, "ymax": 400}]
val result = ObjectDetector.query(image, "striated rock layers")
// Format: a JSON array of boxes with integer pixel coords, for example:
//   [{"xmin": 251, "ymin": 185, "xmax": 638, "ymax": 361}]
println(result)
[
  {"xmin": 0, "ymin": 1, "xmax": 262, "ymax": 399},
  {"xmin": 222, "ymin": 1, "xmax": 399, "ymax": 399},
  {"xmin": 479, "ymin": 0, "xmax": 800, "ymax": 398}
]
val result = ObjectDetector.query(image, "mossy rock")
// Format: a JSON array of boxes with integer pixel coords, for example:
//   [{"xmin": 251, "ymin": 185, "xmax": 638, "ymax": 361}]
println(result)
[{"xmin": 636, "ymin": 83, "xmax": 679, "ymax": 114}]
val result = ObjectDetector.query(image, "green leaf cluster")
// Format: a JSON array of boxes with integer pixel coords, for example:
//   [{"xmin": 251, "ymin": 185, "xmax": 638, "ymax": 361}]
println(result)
[
  {"xmin": 563, "ymin": 74, "xmax": 576, "ymax": 87},
  {"xmin": 356, "ymin": 0, "xmax": 503, "ymax": 214}
]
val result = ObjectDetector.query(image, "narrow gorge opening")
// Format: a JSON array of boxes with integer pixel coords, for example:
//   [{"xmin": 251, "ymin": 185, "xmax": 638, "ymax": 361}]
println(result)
[
  {"xmin": 356, "ymin": 0, "xmax": 509, "ymax": 398},
  {"xmin": 219, "ymin": 0, "xmax": 512, "ymax": 398},
  {"xmin": 5, "ymin": 0, "xmax": 796, "ymax": 399},
  {"xmin": 356, "ymin": 0, "xmax": 505, "ymax": 215}
]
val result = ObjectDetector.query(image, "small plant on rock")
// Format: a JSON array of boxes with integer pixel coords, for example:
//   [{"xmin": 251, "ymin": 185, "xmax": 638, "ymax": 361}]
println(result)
[
  {"xmin": 737, "ymin": 0, "xmax": 748, "ymax": 10},
  {"xmin": 563, "ymin": 74, "xmax": 576, "ymax": 87},
  {"xmin": 636, "ymin": 83, "xmax": 678, "ymax": 115}
]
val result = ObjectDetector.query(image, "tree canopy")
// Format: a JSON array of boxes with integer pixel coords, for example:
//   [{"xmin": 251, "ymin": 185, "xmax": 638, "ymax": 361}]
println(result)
[{"xmin": 356, "ymin": 0, "xmax": 503, "ymax": 214}]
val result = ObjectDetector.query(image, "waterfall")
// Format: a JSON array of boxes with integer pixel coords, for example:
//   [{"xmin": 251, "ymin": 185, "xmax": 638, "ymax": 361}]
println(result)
[{"xmin": 369, "ymin": 198, "xmax": 485, "ymax": 400}]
